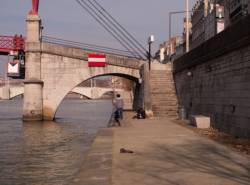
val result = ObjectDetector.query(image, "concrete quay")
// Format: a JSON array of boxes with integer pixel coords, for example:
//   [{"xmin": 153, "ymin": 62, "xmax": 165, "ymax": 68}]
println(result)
[{"xmin": 74, "ymin": 113, "xmax": 250, "ymax": 185}]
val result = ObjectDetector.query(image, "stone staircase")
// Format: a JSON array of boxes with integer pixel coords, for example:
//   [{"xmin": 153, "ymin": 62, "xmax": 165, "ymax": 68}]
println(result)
[{"xmin": 150, "ymin": 63, "xmax": 178, "ymax": 118}]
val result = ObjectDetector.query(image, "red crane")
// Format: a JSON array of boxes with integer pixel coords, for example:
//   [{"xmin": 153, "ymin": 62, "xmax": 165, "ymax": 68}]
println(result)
[
  {"xmin": 0, "ymin": 35, "xmax": 25, "ymax": 79},
  {"xmin": 0, "ymin": 35, "xmax": 25, "ymax": 56}
]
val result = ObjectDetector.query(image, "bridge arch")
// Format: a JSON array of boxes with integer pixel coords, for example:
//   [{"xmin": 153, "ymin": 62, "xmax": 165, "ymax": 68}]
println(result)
[
  {"xmin": 67, "ymin": 91, "xmax": 91, "ymax": 99},
  {"xmin": 1, "ymin": 85, "xmax": 127, "ymax": 101},
  {"xmin": 10, "ymin": 86, "xmax": 24, "ymax": 99},
  {"xmin": 100, "ymin": 91, "xmax": 113, "ymax": 99},
  {"xmin": 43, "ymin": 65, "xmax": 140, "ymax": 120}
]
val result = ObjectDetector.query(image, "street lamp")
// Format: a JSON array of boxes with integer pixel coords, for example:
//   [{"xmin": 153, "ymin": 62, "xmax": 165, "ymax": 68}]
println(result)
[
  {"xmin": 169, "ymin": 11, "xmax": 188, "ymax": 42},
  {"xmin": 147, "ymin": 35, "xmax": 154, "ymax": 71},
  {"xmin": 186, "ymin": 0, "xmax": 190, "ymax": 52},
  {"xmin": 168, "ymin": 7, "xmax": 190, "ymax": 53}
]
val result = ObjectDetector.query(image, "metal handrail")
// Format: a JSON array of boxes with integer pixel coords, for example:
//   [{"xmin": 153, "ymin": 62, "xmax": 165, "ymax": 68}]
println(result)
[{"xmin": 42, "ymin": 35, "xmax": 141, "ymax": 59}]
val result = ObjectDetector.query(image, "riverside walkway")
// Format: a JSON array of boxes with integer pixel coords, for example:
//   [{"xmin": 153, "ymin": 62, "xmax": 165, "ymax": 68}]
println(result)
[{"xmin": 74, "ymin": 113, "xmax": 250, "ymax": 185}]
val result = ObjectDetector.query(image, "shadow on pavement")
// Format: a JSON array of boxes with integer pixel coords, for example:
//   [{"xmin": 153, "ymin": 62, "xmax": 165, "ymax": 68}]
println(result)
[{"xmin": 116, "ymin": 139, "xmax": 250, "ymax": 185}]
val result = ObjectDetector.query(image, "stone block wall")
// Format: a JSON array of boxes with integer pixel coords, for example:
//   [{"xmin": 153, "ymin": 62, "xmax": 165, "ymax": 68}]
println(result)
[
  {"xmin": 174, "ymin": 15, "xmax": 250, "ymax": 138},
  {"xmin": 133, "ymin": 64, "xmax": 147, "ymax": 111}
]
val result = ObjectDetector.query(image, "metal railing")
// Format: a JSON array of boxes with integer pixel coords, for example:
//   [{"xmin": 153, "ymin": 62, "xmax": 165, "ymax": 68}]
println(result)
[{"xmin": 42, "ymin": 35, "xmax": 141, "ymax": 59}]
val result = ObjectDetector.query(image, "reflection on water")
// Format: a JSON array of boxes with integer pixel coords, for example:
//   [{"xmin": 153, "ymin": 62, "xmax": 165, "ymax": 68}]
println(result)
[{"xmin": 0, "ymin": 99, "xmax": 113, "ymax": 185}]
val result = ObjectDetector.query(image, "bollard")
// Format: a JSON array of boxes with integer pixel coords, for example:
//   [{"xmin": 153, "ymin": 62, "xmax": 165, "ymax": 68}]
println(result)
[{"xmin": 178, "ymin": 106, "xmax": 187, "ymax": 120}]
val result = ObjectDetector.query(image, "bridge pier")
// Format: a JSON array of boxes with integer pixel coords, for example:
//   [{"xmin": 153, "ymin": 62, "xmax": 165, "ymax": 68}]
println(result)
[
  {"xmin": 23, "ymin": 80, "xmax": 43, "ymax": 120},
  {"xmin": 143, "ymin": 63, "xmax": 153, "ymax": 117},
  {"xmin": 133, "ymin": 63, "xmax": 153, "ymax": 117},
  {"xmin": 23, "ymin": 14, "xmax": 43, "ymax": 121}
]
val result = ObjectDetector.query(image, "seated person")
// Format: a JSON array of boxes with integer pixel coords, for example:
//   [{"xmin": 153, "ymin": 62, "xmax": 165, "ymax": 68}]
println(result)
[{"xmin": 133, "ymin": 107, "xmax": 146, "ymax": 119}]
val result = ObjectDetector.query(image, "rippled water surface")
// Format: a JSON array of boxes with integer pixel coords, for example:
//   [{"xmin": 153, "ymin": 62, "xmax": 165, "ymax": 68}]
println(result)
[{"xmin": 0, "ymin": 98, "xmax": 113, "ymax": 185}]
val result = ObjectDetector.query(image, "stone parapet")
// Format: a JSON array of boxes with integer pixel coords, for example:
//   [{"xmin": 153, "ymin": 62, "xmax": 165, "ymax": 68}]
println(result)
[
  {"xmin": 23, "ymin": 79, "xmax": 43, "ymax": 84},
  {"xmin": 41, "ymin": 42, "xmax": 143, "ymax": 69}
]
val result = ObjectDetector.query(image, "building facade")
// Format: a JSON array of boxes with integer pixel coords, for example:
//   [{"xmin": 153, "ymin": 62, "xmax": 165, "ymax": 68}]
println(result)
[
  {"xmin": 157, "ymin": 0, "xmax": 250, "ymax": 61},
  {"xmin": 229, "ymin": 0, "xmax": 250, "ymax": 23},
  {"xmin": 190, "ymin": 0, "xmax": 208, "ymax": 49},
  {"xmin": 156, "ymin": 36, "xmax": 183, "ymax": 63},
  {"xmin": 190, "ymin": 0, "xmax": 229, "ymax": 49}
]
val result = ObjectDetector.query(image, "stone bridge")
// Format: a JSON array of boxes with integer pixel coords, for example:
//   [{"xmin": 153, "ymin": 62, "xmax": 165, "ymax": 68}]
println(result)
[
  {"xmin": 23, "ymin": 14, "xmax": 149, "ymax": 120},
  {"xmin": 0, "ymin": 85, "xmax": 133, "ymax": 110},
  {"xmin": 0, "ymin": 85, "xmax": 127, "ymax": 100},
  {"xmin": 0, "ymin": 85, "xmax": 24, "ymax": 99}
]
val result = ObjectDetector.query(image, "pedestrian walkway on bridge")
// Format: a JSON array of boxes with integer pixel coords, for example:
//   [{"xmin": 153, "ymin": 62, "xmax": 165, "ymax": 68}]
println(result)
[{"xmin": 73, "ymin": 113, "xmax": 250, "ymax": 185}]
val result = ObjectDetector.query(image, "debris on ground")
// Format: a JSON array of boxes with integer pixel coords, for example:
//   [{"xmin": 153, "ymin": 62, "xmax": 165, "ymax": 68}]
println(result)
[
  {"xmin": 174, "ymin": 120, "xmax": 250, "ymax": 156},
  {"xmin": 120, "ymin": 148, "xmax": 134, "ymax": 154}
]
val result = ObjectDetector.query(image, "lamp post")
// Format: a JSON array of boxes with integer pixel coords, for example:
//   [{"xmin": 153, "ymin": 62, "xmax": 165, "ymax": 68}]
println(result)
[
  {"xmin": 169, "ymin": 11, "xmax": 188, "ymax": 42},
  {"xmin": 186, "ymin": 0, "xmax": 190, "ymax": 52},
  {"xmin": 147, "ymin": 35, "xmax": 154, "ymax": 71},
  {"xmin": 111, "ymin": 76, "xmax": 116, "ymax": 100},
  {"xmin": 91, "ymin": 78, "xmax": 94, "ymax": 98},
  {"xmin": 168, "ymin": 9, "xmax": 190, "ymax": 53},
  {"xmin": 169, "ymin": 10, "xmax": 188, "ymax": 61}
]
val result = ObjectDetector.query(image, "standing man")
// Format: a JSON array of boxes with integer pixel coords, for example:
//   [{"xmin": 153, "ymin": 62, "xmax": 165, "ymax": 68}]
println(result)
[{"xmin": 114, "ymin": 94, "xmax": 124, "ymax": 120}]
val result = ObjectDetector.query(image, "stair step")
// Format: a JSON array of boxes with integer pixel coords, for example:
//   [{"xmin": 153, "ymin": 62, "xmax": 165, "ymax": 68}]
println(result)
[
  {"xmin": 152, "ymin": 110, "xmax": 178, "ymax": 114},
  {"xmin": 150, "ymin": 69, "xmax": 178, "ymax": 118},
  {"xmin": 150, "ymin": 75, "xmax": 173, "ymax": 77},
  {"xmin": 153, "ymin": 110, "xmax": 178, "ymax": 114},
  {"xmin": 150, "ymin": 71, "xmax": 173, "ymax": 74},
  {"xmin": 152, "ymin": 107, "xmax": 178, "ymax": 111},
  {"xmin": 151, "ymin": 74, "xmax": 172, "ymax": 76},
  {"xmin": 150, "ymin": 74, "xmax": 172, "ymax": 77},
  {"xmin": 152, "ymin": 99, "xmax": 177, "ymax": 103},
  {"xmin": 151, "ymin": 94, "xmax": 177, "ymax": 98},
  {"xmin": 152, "ymin": 103, "xmax": 177, "ymax": 106},
  {"xmin": 152, "ymin": 97, "xmax": 177, "ymax": 99},
  {"xmin": 150, "ymin": 81, "xmax": 174, "ymax": 84},
  {"xmin": 152, "ymin": 100, "xmax": 177, "ymax": 103},
  {"xmin": 152, "ymin": 99, "xmax": 177, "ymax": 101},
  {"xmin": 151, "ymin": 89, "xmax": 176, "ymax": 93},
  {"xmin": 151, "ymin": 85, "xmax": 175, "ymax": 88},
  {"xmin": 151, "ymin": 87, "xmax": 176, "ymax": 93},
  {"xmin": 154, "ymin": 107, "xmax": 177, "ymax": 110},
  {"xmin": 152, "ymin": 102, "xmax": 177, "ymax": 104},
  {"xmin": 153, "ymin": 114, "xmax": 178, "ymax": 118},
  {"xmin": 150, "ymin": 78, "xmax": 174, "ymax": 80},
  {"xmin": 152, "ymin": 102, "xmax": 178, "ymax": 106},
  {"xmin": 151, "ymin": 74, "xmax": 173, "ymax": 76},
  {"xmin": 150, "ymin": 79, "xmax": 174, "ymax": 82}
]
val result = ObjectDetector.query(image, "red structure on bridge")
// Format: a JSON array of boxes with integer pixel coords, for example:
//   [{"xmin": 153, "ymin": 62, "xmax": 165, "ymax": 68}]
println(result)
[
  {"xmin": 0, "ymin": 35, "xmax": 25, "ymax": 79},
  {"xmin": 29, "ymin": 0, "xmax": 39, "ymax": 15},
  {"xmin": 0, "ymin": 35, "xmax": 25, "ymax": 55}
]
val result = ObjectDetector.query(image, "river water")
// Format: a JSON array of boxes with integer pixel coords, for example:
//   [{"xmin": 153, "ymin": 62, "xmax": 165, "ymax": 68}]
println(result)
[{"xmin": 0, "ymin": 98, "xmax": 113, "ymax": 185}]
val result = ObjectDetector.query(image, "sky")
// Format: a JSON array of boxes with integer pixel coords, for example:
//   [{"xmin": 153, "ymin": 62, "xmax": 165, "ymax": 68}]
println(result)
[{"xmin": 0, "ymin": 0, "xmax": 197, "ymax": 75}]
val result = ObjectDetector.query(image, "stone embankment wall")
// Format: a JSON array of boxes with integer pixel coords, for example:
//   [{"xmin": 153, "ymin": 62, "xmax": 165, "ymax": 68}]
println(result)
[{"xmin": 174, "ymin": 15, "xmax": 250, "ymax": 138}]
